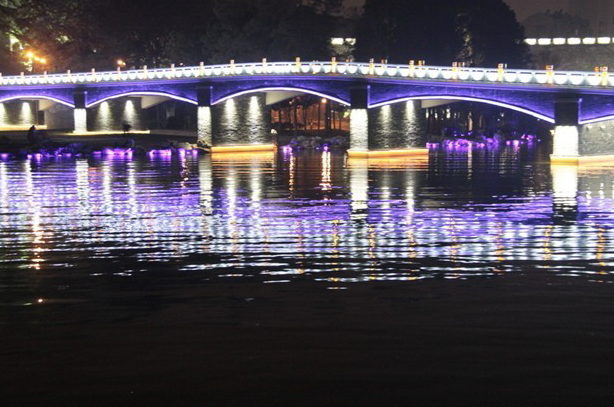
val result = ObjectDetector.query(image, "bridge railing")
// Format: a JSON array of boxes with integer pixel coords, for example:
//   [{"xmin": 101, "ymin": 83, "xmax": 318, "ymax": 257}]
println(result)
[{"xmin": 0, "ymin": 61, "xmax": 611, "ymax": 88}]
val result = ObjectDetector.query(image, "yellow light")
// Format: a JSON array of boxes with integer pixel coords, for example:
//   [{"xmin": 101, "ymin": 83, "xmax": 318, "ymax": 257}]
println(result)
[
  {"xmin": 347, "ymin": 148, "xmax": 429, "ymax": 158},
  {"xmin": 26, "ymin": 51, "xmax": 33, "ymax": 58},
  {"xmin": 117, "ymin": 59, "xmax": 126, "ymax": 67},
  {"xmin": 39, "ymin": 58, "xmax": 47, "ymax": 64},
  {"xmin": 211, "ymin": 145, "xmax": 276, "ymax": 154},
  {"xmin": 321, "ymin": 98, "xmax": 327, "ymax": 104},
  {"xmin": 552, "ymin": 126, "xmax": 579, "ymax": 158}
]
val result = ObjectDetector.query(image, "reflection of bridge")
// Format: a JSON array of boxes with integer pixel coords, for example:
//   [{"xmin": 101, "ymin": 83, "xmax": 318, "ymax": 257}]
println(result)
[{"xmin": 3, "ymin": 60, "xmax": 614, "ymax": 162}]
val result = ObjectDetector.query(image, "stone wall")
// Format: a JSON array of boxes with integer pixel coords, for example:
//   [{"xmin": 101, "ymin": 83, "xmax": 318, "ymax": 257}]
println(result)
[
  {"xmin": 211, "ymin": 94, "xmax": 271, "ymax": 145},
  {"xmin": 44, "ymin": 104, "xmax": 73, "ymax": 130},
  {"xmin": 0, "ymin": 100, "xmax": 38, "ymax": 126},
  {"xmin": 87, "ymin": 97, "xmax": 146, "ymax": 132},
  {"xmin": 145, "ymin": 100, "xmax": 197, "ymax": 131},
  {"xmin": 580, "ymin": 120, "xmax": 614, "ymax": 155},
  {"xmin": 368, "ymin": 101, "xmax": 426, "ymax": 150}
]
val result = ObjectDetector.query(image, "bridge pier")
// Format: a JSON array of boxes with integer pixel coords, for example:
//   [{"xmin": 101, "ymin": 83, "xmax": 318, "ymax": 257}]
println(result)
[
  {"xmin": 197, "ymin": 86, "xmax": 212, "ymax": 147},
  {"xmin": 348, "ymin": 85, "xmax": 370, "ymax": 155},
  {"xmin": 73, "ymin": 91, "xmax": 87, "ymax": 133},
  {"xmin": 551, "ymin": 94, "xmax": 614, "ymax": 165},
  {"xmin": 347, "ymin": 84, "xmax": 428, "ymax": 158},
  {"xmin": 551, "ymin": 94, "xmax": 581, "ymax": 163}
]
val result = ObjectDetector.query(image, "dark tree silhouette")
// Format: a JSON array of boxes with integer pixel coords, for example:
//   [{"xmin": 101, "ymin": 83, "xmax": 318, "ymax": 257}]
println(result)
[
  {"xmin": 455, "ymin": 0, "xmax": 529, "ymax": 68},
  {"xmin": 355, "ymin": 0, "xmax": 529, "ymax": 68},
  {"xmin": 4, "ymin": 0, "xmax": 337, "ymax": 73}
]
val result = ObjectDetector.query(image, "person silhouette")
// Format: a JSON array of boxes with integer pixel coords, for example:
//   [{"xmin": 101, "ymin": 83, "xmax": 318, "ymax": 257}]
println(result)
[
  {"xmin": 122, "ymin": 122, "xmax": 132, "ymax": 134},
  {"xmin": 27, "ymin": 125, "xmax": 38, "ymax": 145}
]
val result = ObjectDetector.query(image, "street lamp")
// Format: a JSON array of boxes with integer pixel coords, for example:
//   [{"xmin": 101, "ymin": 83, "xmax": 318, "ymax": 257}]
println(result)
[{"xmin": 23, "ymin": 50, "xmax": 48, "ymax": 72}]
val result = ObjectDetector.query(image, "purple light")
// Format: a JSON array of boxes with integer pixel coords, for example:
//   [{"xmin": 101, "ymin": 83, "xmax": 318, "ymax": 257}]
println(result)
[
  {"xmin": 97, "ymin": 148, "xmax": 134, "ymax": 159},
  {"xmin": 148, "ymin": 149, "xmax": 173, "ymax": 159}
]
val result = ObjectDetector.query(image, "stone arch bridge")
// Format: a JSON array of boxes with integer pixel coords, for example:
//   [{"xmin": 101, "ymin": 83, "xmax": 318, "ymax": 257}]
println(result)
[{"xmin": 2, "ymin": 60, "xmax": 614, "ymax": 161}]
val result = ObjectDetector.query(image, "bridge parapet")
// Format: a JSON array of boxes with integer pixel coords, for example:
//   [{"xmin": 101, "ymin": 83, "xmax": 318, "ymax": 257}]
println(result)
[{"xmin": 2, "ymin": 61, "xmax": 614, "ymax": 90}]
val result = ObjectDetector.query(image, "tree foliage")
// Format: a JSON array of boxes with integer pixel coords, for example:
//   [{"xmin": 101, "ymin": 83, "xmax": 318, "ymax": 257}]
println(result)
[
  {"xmin": 355, "ymin": 0, "xmax": 529, "ymax": 68},
  {"xmin": 3, "ymin": 0, "xmax": 336, "ymax": 74},
  {"xmin": 2, "ymin": 0, "xmax": 530, "ymax": 74},
  {"xmin": 197, "ymin": 0, "xmax": 334, "ymax": 63}
]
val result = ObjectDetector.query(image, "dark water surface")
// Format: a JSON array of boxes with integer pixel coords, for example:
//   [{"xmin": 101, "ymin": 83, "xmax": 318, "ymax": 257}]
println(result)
[{"xmin": 2, "ymin": 145, "xmax": 614, "ymax": 406}]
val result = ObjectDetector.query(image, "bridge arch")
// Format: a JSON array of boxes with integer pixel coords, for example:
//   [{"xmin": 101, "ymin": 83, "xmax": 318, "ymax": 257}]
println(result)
[
  {"xmin": 0, "ymin": 95, "xmax": 74, "ymax": 108},
  {"xmin": 86, "ymin": 91, "xmax": 197, "ymax": 108},
  {"xmin": 369, "ymin": 95, "xmax": 555, "ymax": 123},
  {"xmin": 213, "ymin": 86, "xmax": 350, "ymax": 106}
]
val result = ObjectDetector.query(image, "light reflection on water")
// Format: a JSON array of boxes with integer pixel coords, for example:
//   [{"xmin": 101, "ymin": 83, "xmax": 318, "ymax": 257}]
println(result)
[{"xmin": 1, "ymin": 146, "xmax": 614, "ymax": 306}]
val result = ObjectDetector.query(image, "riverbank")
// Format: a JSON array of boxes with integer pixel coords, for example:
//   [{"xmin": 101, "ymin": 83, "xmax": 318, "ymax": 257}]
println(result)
[
  {"xmin": 0, "ymin": 130, "xmax": 203, "ymax": 159},
  {"xmin": 0, "ymin": 130, "xmax": 198, "ymax": 149}
]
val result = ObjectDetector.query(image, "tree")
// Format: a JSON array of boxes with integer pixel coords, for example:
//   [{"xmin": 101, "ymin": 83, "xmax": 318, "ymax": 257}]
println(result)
[
  {"xmin": 197, "ymin": 0, "xmax": 335, "ymax": 63},
  {"xmin": 355, "ymin": 0, "xmax": 462, "ymax": 65},
  {"xmin": 3, "ymin": 0, "xmax": 338, "ymax": 73},
  {"xmin": 456, "ymin": 0, "xmax": 529, "ymax": 68},
  {"xmin": 9, "ymin": 0, "xmax": 114, "ymax": 71},
  {"xmin": 355, "ymin": 0, "xmax": 530, "ymax": 68}
]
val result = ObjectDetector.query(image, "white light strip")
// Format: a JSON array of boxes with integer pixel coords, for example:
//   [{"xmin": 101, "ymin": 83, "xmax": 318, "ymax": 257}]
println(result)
[
  {"xmin": 369, "ymin": 96, "xmax": 555, "ymax": 123},
  {"xmin": 86, "ymin": 91, "xmax": 197, "ymax": 108},
  {"xmin": 579, "ymin": 115, "xmax": 614, "ymax": 125},
  {"xmin": 0, "ymin": 95, "xmax": 74, "ymax": 108},
  {"xmin": 0, "ymin": 61, "xmax": 610, "ymax": 90},
  {"xmin": 526, "ymin": 37, "xmax": 614, "ymax": 46},
  {"xmin": 213, "ymin": 87, "xmax": 350, "ymax": 106}
]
